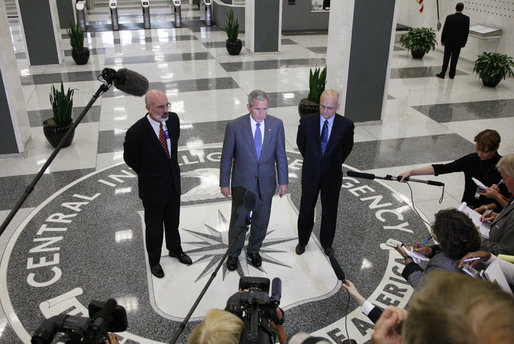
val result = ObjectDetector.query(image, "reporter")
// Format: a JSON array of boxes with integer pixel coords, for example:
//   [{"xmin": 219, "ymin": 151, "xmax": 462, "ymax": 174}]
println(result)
[
  {"xmin": 402, "ymin": 271, "xmax": 514, "ymax": 344},
  {"xmin": 398, "ymin": 129, "xmax": 508, "ymax": 209},
  {"xmin": 342, "ymin": 280, "xmax": 383, "ymax": 323},
  {"xmin": 188, "ymin": 309, "xmax": 243, "ymax": 344},
  {"xmin": 396, "ymin": 209, "xmax": 481, "ymax": 288},
  {"xmin": 480, "ymin": 153, "xmax": 514, "ymax": 255}
]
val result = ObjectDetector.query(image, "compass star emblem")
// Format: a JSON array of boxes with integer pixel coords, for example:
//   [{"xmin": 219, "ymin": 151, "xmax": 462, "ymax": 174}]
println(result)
[{"xmin": 182, "ymin": 209, "xmax": 296, "ymax": 282}]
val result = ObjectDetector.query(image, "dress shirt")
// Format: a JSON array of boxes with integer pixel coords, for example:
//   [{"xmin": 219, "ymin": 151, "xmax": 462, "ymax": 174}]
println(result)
[
  {"xmin": 250, "ymin": 115, "xmax": 265, "ymax": 145},
  {"xmin": 319, "ymin": 115, "xmax": 335, "ymax": 139},
  {"xmin": 147, "ymin": 114, "xmax": 171, "ymax": 154}
]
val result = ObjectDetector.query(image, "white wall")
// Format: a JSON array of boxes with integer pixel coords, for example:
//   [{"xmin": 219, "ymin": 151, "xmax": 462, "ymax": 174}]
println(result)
[{"xmin": 396, "ymin": 0, "xmax": 514, "ymax": 61}]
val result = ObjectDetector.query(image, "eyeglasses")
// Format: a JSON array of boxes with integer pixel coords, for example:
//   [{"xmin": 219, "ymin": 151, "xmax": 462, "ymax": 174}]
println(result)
[{"xmin": 156, "ymin": 103, "xmax": 170, "ymax": 110}]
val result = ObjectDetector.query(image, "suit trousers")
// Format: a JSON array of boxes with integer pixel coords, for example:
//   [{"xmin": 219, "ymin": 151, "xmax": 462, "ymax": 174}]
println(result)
[
  {"xmin": 228, "ymin": 186, "xmax": 272, "ymax": 257},
  {"xmin": 143, "ymin": 193, "xmax": 181, "ymax": 266},
  {"xmin": 441, "ymin": 46, "xmax": 461, "ymax": 78},
  {"xmin": 298, "ymin": 180, "xmax": 341, "ymax": 249}
]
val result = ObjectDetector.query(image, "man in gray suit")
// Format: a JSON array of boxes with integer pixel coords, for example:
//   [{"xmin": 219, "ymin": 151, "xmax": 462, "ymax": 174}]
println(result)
[{"xmin": 220, "ymin": 90, "xmax": 289, "ymax": 271}]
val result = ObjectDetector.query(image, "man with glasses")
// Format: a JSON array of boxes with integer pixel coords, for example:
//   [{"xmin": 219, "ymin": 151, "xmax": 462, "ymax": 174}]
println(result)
[{"xmin": 124, "ymin": 89, "xmax": 192, "ymax": 279}]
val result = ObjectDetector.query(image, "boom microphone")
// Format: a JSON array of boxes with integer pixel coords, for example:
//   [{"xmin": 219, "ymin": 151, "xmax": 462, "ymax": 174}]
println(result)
[
  {"xmin": 329, "ymin": 255, "xmax": 346, "ymax": 282},
  {"xmin": 101, "ymin": 68, "xmax": 149, "ymax": 96},
  {"xmin": 346, "ymin": 170, "xmax": 444, "ymax": 187},
  {"xmin": 347, "ymin": 170, "xmax": 375, "ymax": 180}
]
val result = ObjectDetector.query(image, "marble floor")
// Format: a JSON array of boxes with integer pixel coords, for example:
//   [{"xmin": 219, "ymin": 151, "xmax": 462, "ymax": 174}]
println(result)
[{"xmin": 1, "ymin": 3, "xmax": 513, "ymax": 344}]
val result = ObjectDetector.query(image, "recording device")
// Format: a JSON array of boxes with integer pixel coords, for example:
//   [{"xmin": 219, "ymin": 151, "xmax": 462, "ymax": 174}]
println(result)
[
  {"xmin": 101, "ymin": 68, "xmax": 149, "ymax": 96},
  {"xmin": 31, "ymin": 299, "xmax": 127, "ymax": 344},
  {"xmin": 461, "ymin": 263, "xmax": 489, "ymax": 280},
  {"xmin": 226, "ymin": 277, "xmax": 283, "ymax": 344},
  {"xmin": 386, "ymin": 238, "xmax": 402, "ymax": 248},
  {"xmin": 347, "ymin": 170, "xmax": 444, "ymax": 187}
]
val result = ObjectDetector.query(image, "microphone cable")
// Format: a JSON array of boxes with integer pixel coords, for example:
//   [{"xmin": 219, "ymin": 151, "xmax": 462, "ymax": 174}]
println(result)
[
  {"xmin": 405, "ymin": 181, "xmax": 436, "ymax": 229},
  {"xmin": 344, "ymin": 290, "xmax": 351, "ymax": 343}
]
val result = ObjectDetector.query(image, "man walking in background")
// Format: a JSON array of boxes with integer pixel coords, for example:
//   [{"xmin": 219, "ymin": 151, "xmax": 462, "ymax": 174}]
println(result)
[{"xmin": 436, "ymin": 2, "xmax": 470, "ymax": 79}]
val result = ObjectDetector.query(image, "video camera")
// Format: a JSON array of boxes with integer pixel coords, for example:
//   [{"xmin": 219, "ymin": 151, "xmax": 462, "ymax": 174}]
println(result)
[
  {"xmin": 225, "ymin": 277, "xmax": 283, "ymax": 344},
  {"xmin": 31, "ymin": 299, "xmax": 127, "ymax": 344}
]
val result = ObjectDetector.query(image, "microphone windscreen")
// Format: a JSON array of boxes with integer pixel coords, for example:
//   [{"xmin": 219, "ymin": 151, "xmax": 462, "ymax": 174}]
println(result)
[
  {"xmin": 270, "ymin": 277, "xmax": 282, "ymax": 304},
  {"xmin": 329, "ymin": 255, "xmax": 346, "ymax": 282},
  {"xmin": 113, "ymin": 68, "xmax": 149, "ymax": 96},
  {"xmin": 243, "ymin": 190, "xmax": 257, "ymax": 211},
  {"xmin": 347, "ymin": 170, "xmax": 376, "ymax": 180}
]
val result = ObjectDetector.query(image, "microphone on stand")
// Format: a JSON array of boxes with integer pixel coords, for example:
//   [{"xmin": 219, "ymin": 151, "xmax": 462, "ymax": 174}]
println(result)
[
  {"xmin": 101, "ymin": 68, "xmax": 149, "ymax": 96},
  {"xmin": 347, "ymin": 170, "xmax": 444, "ymax": 187},
  {"xmin": 243, "ymin": 190, "xmax": 257, "ymax": 225}
]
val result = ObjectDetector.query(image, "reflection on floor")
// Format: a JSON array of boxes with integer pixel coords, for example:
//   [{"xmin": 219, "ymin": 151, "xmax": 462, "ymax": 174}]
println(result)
[{"xmin": 1, "ymin": 3, "xmax": 513, "ymax": 344}]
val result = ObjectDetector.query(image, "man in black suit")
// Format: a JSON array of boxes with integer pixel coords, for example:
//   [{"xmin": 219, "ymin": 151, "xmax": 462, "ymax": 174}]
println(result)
[
  {"xmin": 296, "ymin": 89, "xmax": 354, "ymax": 256},
  {"xmin": 124, "ymin": 89, "xmax": 192, "ymax": 278},
  {"xmin": 436, "ymin": 2, "xmax": 469, "ymax": 79}
]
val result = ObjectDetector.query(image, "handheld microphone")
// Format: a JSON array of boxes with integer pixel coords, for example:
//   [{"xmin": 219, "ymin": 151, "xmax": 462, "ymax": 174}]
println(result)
[
  {"xmin": 101, "ymin": 68, "xmax": 149, "ymax": 96},
  {"xmin": 270, "ymin": 277, "xmax": 282, "ymax": 306},
  {"xmin": 329, "ymin": 255, "xmax": 346, "ymax": 283}
]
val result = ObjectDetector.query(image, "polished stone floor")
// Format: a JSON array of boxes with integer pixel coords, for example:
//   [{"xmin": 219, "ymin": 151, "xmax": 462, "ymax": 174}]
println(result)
[{"xmin": 0, "ymin": 3, "xmax": 513, "ymax": 344}]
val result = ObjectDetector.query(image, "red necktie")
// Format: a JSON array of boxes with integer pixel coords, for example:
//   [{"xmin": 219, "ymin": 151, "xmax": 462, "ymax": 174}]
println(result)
[{"xmin": 159, "ymin": 122, "xmax": 170, "ymax": 159}]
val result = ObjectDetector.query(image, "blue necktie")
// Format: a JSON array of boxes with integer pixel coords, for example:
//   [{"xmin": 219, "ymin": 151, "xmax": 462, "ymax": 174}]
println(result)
[
  {"xmin": 254, "ymin": 122, "xmax": 262, "ymax": 160},
  {"xmin": 320, "ymin": 120, "xmax": 328, "ymax": 155}
]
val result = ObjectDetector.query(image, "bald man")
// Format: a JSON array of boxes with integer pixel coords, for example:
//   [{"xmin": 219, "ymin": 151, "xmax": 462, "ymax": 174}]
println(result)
[
  {"xmin": 296, "ymin": 89, "xmax": 354, "ymax": 256},
  {"xmin": 124, "ymin": 90, "xmax": 192, "ymax": 278}
]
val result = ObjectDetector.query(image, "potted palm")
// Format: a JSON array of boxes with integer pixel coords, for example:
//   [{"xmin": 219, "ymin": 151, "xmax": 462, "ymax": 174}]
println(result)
[
  {"xmin": 400, "ymin": 27, "xmax": 437, "ymax": 59},
  {"xmin": 298, "ymin": 66, "xmax": 327, "ymax": 117},
  {"xmin": 473, "ymin": 52, "xmax": 514, "ymax": 87},
  {"xmin": 67, "ymin": 21, "xmax": 90, "ymax": 65},
  {"xmin": 43, "ymin": 82, "xmax": 75, "ymax": 148},
  {"xmin": 225, "ymin": 9, "xmax": 242, "ymax": 55}
]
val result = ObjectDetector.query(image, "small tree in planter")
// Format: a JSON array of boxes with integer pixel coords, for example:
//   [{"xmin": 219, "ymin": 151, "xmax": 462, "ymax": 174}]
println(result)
[
  {"xmin": 67, "ymin": 21, "xmax": 90, "ymax": 64},
  {"xmin": 473, "ymin": 52, "xmax": 514, "ymax": 87},
  {"xmin": 401, "ymin": 27, "xmax": 437, "ymax": 59},
  {"xmin": 298, "ymin": 66, "xmax": 327, "ymax": 117},
  {"xmin": 43, "ymin": 82, "xmax": 76, "ymax": 148},
  {"xmin": 225, "ymin": 9, "xmax": 242, "ymax": 55}
]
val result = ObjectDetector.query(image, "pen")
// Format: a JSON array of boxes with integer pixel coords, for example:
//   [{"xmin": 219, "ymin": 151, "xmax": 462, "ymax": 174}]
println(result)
[
  {"xmin": 417, "ymin": 234, "xmax": 432, "ymax": 248},
  {"xmin": 497, "ymin": 180, "xmax": 503, "ymax": 187},
  {"xmin": 463, "ymin": 257, "xmax": 482, "ymax": 263}
]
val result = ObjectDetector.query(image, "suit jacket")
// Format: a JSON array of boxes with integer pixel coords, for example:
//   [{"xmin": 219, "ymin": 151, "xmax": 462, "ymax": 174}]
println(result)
[
  {"xmin": 441, "ymin": 12, "xmax": 470, "ymax": 47},
  {"xmin": 297, "ymin": 113, "xmax": 354, "ymax": 188},
  {"xmin": 220, "ymin": 114, "xmax": 288, "ymax": 200},
  {"xmin": 123, "ymin": 113, "xmax": 181, "ymax": 203},
  {"xmin": 481, "ymin": 201, "xmax": 514, "ymax": 255}
]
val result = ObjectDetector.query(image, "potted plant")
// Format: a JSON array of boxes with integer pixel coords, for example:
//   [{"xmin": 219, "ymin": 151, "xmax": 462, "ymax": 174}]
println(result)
[
  {"xmin": 400, "ymin": 27, "xmax": 436, "ymax": 59},
  {"xmin": 473, "ymin": 52, "xmax": 514, "ymax": 87},
  {"xmin": 225, "ymin": 9, "xmax": 242, "ymax": 55},
  {"xmin": 67, "ymin": 21, "xmax": 89, "ymax": 65},
  {"xmin": 298, "ymin": 66, "xmax": 327, "ymax": 117},
  {"xmin": 43, "ymin": 82, "xmax": 75, "ymax": 148}
]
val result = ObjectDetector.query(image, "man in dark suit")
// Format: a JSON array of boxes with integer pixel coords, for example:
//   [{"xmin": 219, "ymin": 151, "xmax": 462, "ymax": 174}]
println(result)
[
  {"xmin": 436, "ymin": 2, "xmax": 469, "ymax": 79},
  {"xmin": 296, "ymin": 89, "xmax": 354, "ymax": 256},
  {"xmin": 124, "ymin": 89, "xmax": 192, "ymax": 279},
  {"xmin": 220, "ymin": 90, "xmax": 288, "ymax": 271}
]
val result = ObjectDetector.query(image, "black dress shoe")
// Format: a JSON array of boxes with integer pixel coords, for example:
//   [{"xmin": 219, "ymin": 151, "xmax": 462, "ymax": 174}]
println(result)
[
  {"xmin": 247, "ymin": 253, "xmax": 262, "ymax": 268},
  {"xmin": 227, "ymin": 256, "xmax": 238, "ymax": 271},
  {"xmin": 449, "ymin": 75, "xmax": 455, "ymax": 79},
  {"xmin": 436, "ymin": 73, "xmax": 444, "ymax": 79},
  {"xmin": 295, "ymin": 243, "xmax": 305, "ymax": 255},
  {"xmin": 169, "ymin": 251, "xmax": 192, "ymax": 265},
  {"xmin": 324, "ymin": 247, "xmax": 334, "ymax": 256},
  {"xmin": 150, "ymin": 264, "xmax": 164, "ymax": 278}
]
